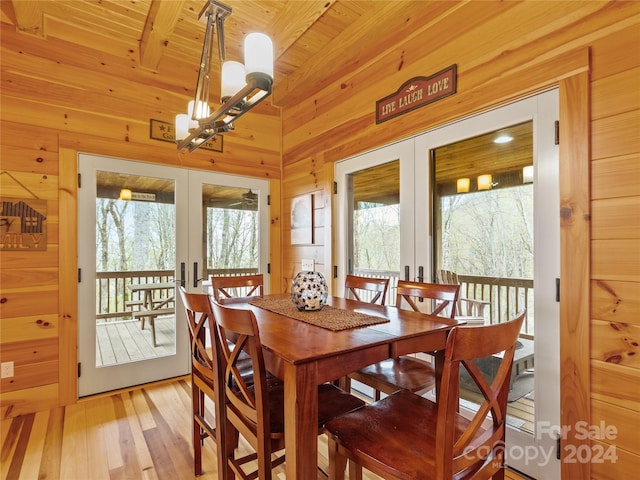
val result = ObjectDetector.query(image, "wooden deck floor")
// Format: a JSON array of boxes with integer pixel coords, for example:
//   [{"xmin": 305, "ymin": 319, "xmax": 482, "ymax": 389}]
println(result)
[
  {"xmin": 1, "ymin": 377, "xmax": 532, "ymax": 480},
  {"xmin": 96, "ymin": 317, "xmax": 176, "ymax": 366}
]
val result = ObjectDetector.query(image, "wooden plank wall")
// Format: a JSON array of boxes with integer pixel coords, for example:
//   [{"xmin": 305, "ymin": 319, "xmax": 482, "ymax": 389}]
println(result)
[
  {"xmin": 280, "ymin": 2, "xmax": 639, "ymax": 479},
  {"xmin": 0, "ymin": 21, "xmax": 282, "ymax": 415}
]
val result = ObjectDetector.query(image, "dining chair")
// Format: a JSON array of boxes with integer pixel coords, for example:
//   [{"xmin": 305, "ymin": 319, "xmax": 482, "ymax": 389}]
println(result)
[
  {"xmin": 347, "ymin": 280, "xmax": 459, "ymax": 401},
  {"xmin": 438, "ymin": 269, "xmax": 490, "ymax": 325},
  {"xmin": 177, "ymin": 286, "xmax": 220, "ymax": 476},
  {"xmin": 324, "ymin": 310, "xmax": 527, "ymax": 480},
  {"xmin": 340, "ymin": 275, "xmax": 390, "ymax": 391},
  {"xmin": 344, "ymin": 274, "xmax": 390, "ymax": 305},
  {"xmin": 209, "ymin": 273, "xmax": 264, "ymax": 304},
  {"xmin": 210, "ymin": 300, "xmax": 366, "ymax": 480},
  {"xmin": 179, "ymin": 286, "xmax": 275, "ymax": 476}
]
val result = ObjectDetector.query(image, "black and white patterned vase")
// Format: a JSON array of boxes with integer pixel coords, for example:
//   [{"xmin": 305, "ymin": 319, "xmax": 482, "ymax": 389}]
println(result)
[{"xmin": 291, "ymin": 271, "xmax": 328, "ymax": 311}]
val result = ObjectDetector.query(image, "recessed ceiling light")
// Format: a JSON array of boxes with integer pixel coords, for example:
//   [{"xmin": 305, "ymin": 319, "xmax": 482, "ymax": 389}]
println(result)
[{"xmin": 494, "ymin": 135, "xmax": 513, "ymax": 144}]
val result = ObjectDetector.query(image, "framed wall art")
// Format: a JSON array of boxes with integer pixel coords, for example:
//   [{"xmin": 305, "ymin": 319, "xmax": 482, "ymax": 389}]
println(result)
[{"xmin": 290, "ymin": 194, "xmax": 313, "ymax": 245}]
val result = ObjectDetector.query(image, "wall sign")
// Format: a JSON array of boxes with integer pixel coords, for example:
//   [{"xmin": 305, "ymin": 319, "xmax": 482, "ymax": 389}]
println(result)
[
  {"xmin": 376, "ymin": 64, "xmax": 457, "ymax": 124},
  {"xmin": 150, "ymin": 119, "xmax": 223, "ymax": 152},
  {"xmin": 0, "ymin": 197, "xmax": 48, "ymax": 251}
]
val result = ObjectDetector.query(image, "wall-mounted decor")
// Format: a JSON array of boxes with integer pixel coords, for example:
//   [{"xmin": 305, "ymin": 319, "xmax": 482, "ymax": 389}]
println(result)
[
  {"xmin": 376, "ymin": 64, "xmax": 457, "ymax": 124},
  {"xmin": 0, "ymin": 196, "xmax": 48, "ymax": 251},
  {"xmin": 150, "ymin": 119, "xmax": 223, "ymax": 152},
  {"xmin": 291, "ymin": 194, "xmax": 313, "ymax": 245}
]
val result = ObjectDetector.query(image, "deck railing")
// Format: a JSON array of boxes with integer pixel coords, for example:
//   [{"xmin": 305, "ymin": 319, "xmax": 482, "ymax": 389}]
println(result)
[
  {"xmin": 456, "ymin": 274, "xmax": 534, "ymax": 337},
  {"xmin": 97, "ymin": 268, "xmax": 533, "ymax": 335},
  {"xmin": 96, "ymin": 268, "xmax": 258, "ymax": 322},
  {"xmin": 96, "ymin": 270, "xmax": 175, "ymax": 322},
  {"xmin": 354, "ymin": 269, "xmax": 534, "ymax": 337}
]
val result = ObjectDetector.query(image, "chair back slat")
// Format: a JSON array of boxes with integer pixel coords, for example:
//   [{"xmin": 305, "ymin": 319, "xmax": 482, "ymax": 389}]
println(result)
[
  {"xmin": 210, "ymin": 274, "xmax": 264, "ymax": 304},
  {"xmin": 178, "ymin": 286, "xmax": 216, "ymax": 384},
  {"xmin": 344, "ymin": 275, "xmax": 390, "ymax": 305},
  {"xmin": 395, "ymin": 280, "xmax": 459, "ymax": 319}
]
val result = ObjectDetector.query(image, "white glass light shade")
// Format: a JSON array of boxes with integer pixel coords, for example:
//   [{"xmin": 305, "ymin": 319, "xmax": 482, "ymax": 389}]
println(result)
[
  {"xmin": 175, "ymin": 114, "xmax": 190, "ymax": 141},
  {"xmin": 456, "ymin": 178, "xmax": 470, "ymax": 193},
  {"xmin": 523, "ymin": 165, "xmax": 534, "ymax": 184},
  {"xmin": 221, "ymin": 61, "xmax": 247, "ymax": 100},
  {"xmin": 244, "ymin": 33, "xmax": 273, "ymax": 79},
  {"xmin": 477, "ymin": 174, "xmax": 493, "ymax": 191},
  {"xmin": 188, "ymin": 100, "xmax": 210, "ymax": 119},
  {"xmin": 187, "ymin": 100, "xmax": 210, "ymax": 130}
]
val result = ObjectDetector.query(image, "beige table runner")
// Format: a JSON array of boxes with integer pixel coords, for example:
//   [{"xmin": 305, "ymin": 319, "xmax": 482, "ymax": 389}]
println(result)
[{"xmin": 250, "ymin": 297, "xmax": 389, "ymax": 331}]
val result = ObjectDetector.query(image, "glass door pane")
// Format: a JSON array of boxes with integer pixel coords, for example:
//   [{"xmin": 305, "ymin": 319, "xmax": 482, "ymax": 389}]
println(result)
[
  {"xmin": 95, "ymin": 171, "xmax": 178, "ymax": 364},
  {"xmin": 347, "ymin": 161, "xmax": 400, "ymax": 304},
  {"xmin": 432, "ymin": 120, "xmax": 536, "ymax": 417},
  {"xmin": 335, "ymin": 139, "xmax": 415, "ymax": 305},
  {"xmin": 189, "ymin": 173, "xmax": 270, "ymax": 296},
  {"xmin": 203, "ymin": 185, "xmax": 260, "ymax": 278}
]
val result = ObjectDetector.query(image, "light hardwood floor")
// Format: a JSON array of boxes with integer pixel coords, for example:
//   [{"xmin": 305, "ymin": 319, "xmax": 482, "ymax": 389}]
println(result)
[{"xmin": 1, "ymin": 377, "xmax": 531, "ymax": 480}]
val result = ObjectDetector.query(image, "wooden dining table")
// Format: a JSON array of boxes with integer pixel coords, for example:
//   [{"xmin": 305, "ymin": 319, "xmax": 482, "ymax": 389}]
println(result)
[{"xmin": 216, "ymin": 293, "xmax": 458, "ymax": 479}]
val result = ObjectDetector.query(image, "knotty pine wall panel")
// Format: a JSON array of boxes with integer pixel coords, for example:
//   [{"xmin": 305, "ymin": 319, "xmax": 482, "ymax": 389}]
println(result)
[
  {"xmin": 591, "ymin": 360, "xmax": 639, "ymax": 411},
  {"xmin": 281, "ymin": 3, "xmax": 640, "ymax": 478},
  {"xmin": 592, "ymin": 280, "xmax": 640, "ymax": 327},
  {"xmin": 590, "ymin": 66, "xmax": 640, "ymax": 464}
]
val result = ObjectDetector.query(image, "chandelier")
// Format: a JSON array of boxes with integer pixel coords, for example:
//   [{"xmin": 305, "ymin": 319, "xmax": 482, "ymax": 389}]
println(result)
[{"xmin": 175, "ymin": 0, "xmax": 273, "ymax": 152}]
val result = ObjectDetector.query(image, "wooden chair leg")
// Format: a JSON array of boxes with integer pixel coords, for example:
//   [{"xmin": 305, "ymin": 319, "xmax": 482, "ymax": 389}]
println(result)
[
  {"xmin": 348, "ymin": 460, "xmax": 363, "ymax": 480},
  {"xmin": 327, "ymin": 436, "xmax": 347, "ymax": 480},
  {"xmin": 193, "ymin": 387, "xmax": 202, "ymax": 475},
  {"xmin": 339, "ymin": 376, "xmax": 351, "ymax": 392}
]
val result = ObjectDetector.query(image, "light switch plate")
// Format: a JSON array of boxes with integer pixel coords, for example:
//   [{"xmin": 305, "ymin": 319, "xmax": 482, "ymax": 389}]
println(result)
[
  {"xmin": 1, "ymin": 361, "xmax": 14, "ymax": 378},
  {"xmin": 301, "ymin": 259, "xmax": 314, "ymax": 271}
]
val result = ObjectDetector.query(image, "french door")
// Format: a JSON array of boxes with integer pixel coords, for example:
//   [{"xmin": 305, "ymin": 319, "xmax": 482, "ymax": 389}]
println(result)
[
  {"xmin": 335, "ymin": 90, "xmax": 560, "ymax": 478},
  {"xmin": 77, "ymin": 154, "xmax": 269, "ymax": 397}
]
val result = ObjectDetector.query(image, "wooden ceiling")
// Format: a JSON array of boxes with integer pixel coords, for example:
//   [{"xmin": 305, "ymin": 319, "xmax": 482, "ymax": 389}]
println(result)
[{"xmin": 2, "ymin": 0, "xmax": 373, "ymax": 107}]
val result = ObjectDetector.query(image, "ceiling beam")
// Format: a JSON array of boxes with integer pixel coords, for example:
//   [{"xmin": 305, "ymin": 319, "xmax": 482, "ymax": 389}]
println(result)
[
  {"xmin": 11, "ymin": 0, "xmax": 44, "ymax": 37},
  {"xmin": 139, "ymin": 0, "xmax": 185, "ymax": 72}
]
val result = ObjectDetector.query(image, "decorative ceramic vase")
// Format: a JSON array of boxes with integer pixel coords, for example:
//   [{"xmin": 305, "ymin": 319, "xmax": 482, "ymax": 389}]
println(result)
[{"xmin": 291, "ymin": 271, "xmax": 328, "ymax": 311}]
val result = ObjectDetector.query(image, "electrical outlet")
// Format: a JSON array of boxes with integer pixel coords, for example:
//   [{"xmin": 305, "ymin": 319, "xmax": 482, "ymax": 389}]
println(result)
[
  {"xmin": 301, "ymin": 259, "xmax": 315, "ymax": 271},
  {"xmin": 1, "ymin": 361, "xmax": 14, "ymax": 379}
]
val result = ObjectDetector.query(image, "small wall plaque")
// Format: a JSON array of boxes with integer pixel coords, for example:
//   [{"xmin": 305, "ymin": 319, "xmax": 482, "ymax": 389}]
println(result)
[
  {"xmin": 376, "ymin": 65, "xmax": 457, "ymax": 124},
  {"xmin": 150, "ymin": 119, "xmax": 223, "ymax": 152},
  {"xmin": 0, "ymin": 197, "xmax": 47, "ymax": 251}
]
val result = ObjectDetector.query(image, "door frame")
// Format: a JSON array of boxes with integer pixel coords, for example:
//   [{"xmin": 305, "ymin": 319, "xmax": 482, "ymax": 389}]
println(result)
[{"xmin": 77, "ymin": 154, "xmax": 190, "ymax": 397}]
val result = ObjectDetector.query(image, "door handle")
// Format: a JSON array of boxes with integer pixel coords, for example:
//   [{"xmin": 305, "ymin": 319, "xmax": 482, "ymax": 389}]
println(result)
[
  {"xmin": 404, "ymin": 265, "xmax": 410, "ymax": 281},
  {"xmin": 417, "ymin": 266, "xmax": 424, "ymax": 283},
  {"xmin": 180, "ymin": 262, "xmax": 186, "ymax": 288},
  {"xmin": 193, "ymin": 262, "xmax": 199, "ymax": 288}
]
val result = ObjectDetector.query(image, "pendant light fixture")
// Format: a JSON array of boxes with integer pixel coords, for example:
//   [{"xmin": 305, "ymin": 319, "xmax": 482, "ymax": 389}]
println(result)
[{"xmin": 176, "ymin": 0, "xmax": 273, "ymax": 152}]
